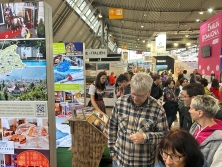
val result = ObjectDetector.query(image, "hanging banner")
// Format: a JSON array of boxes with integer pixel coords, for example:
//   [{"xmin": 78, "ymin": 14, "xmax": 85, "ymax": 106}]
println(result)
[
  {"xmin": 121, "ymin": 45, "xmax": 127, "ymax": 50},
  {"xmin": 155, "ymin": 33, "xmax": 166, "ymax": 52},
  {"xmin": 85, "ymin": 49, "xmax": 107, "ymax": 58}
]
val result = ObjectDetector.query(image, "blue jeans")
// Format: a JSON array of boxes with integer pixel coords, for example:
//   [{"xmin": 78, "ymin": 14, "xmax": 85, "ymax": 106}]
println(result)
[{"xmin": 112, "ymin": 159, "xmax": 118, "ymax": 167}]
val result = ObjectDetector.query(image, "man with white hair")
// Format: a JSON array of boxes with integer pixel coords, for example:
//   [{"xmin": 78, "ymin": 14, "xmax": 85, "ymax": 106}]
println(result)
[{"xmin": 108, "ymin": 73, "xmax": 168, "ymax": 167}]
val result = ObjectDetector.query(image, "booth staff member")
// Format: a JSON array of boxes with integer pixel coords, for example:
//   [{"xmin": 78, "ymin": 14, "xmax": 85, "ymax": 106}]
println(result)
[{"xmin": 88, "ymin": 71, "xmax": 107, "ymax": 114}]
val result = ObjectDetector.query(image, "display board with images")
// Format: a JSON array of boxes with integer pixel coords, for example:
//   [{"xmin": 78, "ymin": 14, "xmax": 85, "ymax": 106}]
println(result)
[
  {"xmin": 53, "ymin": 42, "xmax": 85, "ymax": 147},
  {"xmin": 0, "ymin": 2, "xmax": 50, "ymax": 167},
  {"xmin": 86, "ymin": 110, "xmax": 109, "ymax": 138}
]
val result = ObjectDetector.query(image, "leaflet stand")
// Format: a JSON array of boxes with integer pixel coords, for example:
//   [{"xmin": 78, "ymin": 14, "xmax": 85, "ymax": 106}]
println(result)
[{"xmin": 69, "ymin": 112, "xmax": 108, "ymax": 167}]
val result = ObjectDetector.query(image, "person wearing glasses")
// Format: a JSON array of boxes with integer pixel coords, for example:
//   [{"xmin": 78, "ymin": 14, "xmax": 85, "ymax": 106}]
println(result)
[
  {"xmin": 155, "ymin": 129, "xmax": 209, "ymax": 167},
  {"xmin": 179, "ymin": 83, "xmax": 205, "ymax": 131},
  {"xmin": 108, "ymin": 73, "xmax": 168, "ymax": 167},
  {"xmin": 189, "ymin": 95, "xmax": 222, "ymax": 166}
]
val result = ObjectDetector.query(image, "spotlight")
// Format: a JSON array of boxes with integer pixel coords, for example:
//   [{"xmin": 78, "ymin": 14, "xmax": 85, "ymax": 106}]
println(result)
[
  {"xmin": 174, "ymin": 43, "xmax": 178, "ymax": 47},
  {"xmin": 199, "ymin": 10, "xmax": 204, "ymax": 14},
  {"xmin": 98, "ymin": 13, "xmax": 102, "ymax": 18},
  {"xmin": 208, "ymin": 8, "xmax": 213, "ymax": 13}
]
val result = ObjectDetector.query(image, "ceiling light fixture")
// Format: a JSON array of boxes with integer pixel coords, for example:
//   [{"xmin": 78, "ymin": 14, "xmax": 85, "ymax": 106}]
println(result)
[
  {"xmin": 208, "ymin": 8, "xmax": 213, "ymax": 13},
  {"xmin": 174, "ymin": 43, "xmax": 178, "ymax": 47},
  {"xmin": 199, "ymin": 10, "xmax": 204, "ymax": 14},
  {"xmin": 186, "ymin": 43, "xmax": 191, "ymax": 46},
  {"xmin": 98, "ymin": 13, "xmax": 102, "ymax": 18},
  {"xmin": 196, "ymin": 19, "xmax": 200, "ymax": 22},
  {"xmin": 147, "ymin": 44, "xmax": 151, "ymax": 48},
  {"xmin": 137, "ymin": 38, "xmax": 140, "ymax": 40},
  {"xmin": 142, "ymin": 40, "xmax": 145, "ymax": 43},
  {"xmin": 185, "ymin": 35, "xmax": 189, "ymax": 37},
  {"xmin": 141, "ymin": 25, "xmax": 144, "ymax": 28}
]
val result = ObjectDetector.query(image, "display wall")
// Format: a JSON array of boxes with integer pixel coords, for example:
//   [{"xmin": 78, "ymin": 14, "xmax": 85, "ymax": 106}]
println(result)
[
  {"xmin": 53, "ymin": 42, "xmax": 85, "ymax": 148},
  {"xmin": 154, "ymin": 56, "xmax": 175, "ymax": 73},
  {"xmin": 0, "ymin": 2, "xmax": 52, "ymax": 166},
  {"xmin": 198, "ymin": 11, "xmax": 222, "ymax": 80}
]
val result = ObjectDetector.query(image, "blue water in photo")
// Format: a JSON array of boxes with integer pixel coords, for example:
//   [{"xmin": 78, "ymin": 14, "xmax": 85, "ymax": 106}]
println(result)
[{"xmin": 22, "ymin": 60, "xmax": 46, "ymax": 66}]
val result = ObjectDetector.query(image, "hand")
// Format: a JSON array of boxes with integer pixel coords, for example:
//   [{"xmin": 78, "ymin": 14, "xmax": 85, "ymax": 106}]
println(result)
[
  {"xmin": 112, "ymin": 155, "xmax": 116, "ymax": 160},
  {"xmin": 158, "ymin": 99, "xmax": 162, "ymax": 104},
  {"xmin": 128, "ymin": 132, "xmax": 144, "ymax": 144}
]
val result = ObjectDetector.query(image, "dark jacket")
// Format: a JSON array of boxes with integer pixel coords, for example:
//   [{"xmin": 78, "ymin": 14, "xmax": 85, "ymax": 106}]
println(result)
[
  {"xmin": 151, "ymin": 83, "xmax": 163, "ymax": 100},
  {"xmin": 180, "ymin": 106, "xmax": 193, "ymax": 131},
  {"xmin": 124, "ymin": 84, "xmax": 131, "ymax": 95}
]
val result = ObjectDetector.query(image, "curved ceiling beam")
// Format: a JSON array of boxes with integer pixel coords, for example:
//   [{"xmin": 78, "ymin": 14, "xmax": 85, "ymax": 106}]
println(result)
[
  {"xmin": 108, "ymin": 25, "xmax": 199, "ymax": 34},
  {"xmin": 116, "ymin": 37, "xmax": 198, "ymax": 44},
  {"xmin": 109, "ymin": 30, "xmax": 199, "ymax": 38},
  {"xmin": 92, "ymin": 2, "xmax": 222, "ymax": 13},
  {"xmin": 105, "ymin": 17, "xmax": 200, "ymax": 24}
]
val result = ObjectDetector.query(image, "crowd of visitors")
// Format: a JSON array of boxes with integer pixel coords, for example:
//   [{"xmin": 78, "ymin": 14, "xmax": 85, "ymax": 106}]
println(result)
[{"xmin": 89, "ymin": 68, "xmax": 222, "ymax": 167}]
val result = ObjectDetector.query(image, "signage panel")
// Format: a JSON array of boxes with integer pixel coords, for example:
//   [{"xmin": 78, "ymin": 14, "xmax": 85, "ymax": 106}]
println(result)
[{"xmin": 109, "ymin": 8, "xmax": 124, "ymax": 19}]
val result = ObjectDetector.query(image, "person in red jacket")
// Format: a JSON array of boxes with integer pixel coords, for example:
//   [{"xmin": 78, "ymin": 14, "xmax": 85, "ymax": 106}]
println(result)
[
  {"xmin": 109, "ymin": 72, "xmax": 116, "ymax": 85},
  {"xmin": 210, "ymin": 78, "xmax": 220, "ymax": 99}
]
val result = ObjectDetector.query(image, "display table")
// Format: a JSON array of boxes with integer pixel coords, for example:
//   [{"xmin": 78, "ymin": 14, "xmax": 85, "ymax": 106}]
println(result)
[{"xmin": 69, "ymin": 111, "xmax": 108, "ymax": 167}]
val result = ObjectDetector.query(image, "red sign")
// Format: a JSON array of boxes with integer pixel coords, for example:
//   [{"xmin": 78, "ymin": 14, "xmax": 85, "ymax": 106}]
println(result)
[{"xmin": 136, "ymin": 51, "xmax": 142, "ymax": 54}]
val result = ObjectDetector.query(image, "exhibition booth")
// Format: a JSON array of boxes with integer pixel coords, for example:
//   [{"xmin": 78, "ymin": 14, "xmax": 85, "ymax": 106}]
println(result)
[
  {"xmin": 198, "ymin": 11, "xmax": 222, "ymax": 81},
  {"xmin": 0, "ymin": 1, "xmax": 222, "ymax": 167}
]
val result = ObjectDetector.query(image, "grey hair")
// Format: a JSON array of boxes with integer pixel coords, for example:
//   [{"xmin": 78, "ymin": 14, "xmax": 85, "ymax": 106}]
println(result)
[
  {"xmin": 130, "ymin": 73, "xmax": 153, "ymax": 92},
  {"xmin": 191, "ymin": 95, "xmax": 219, "ymax": 118}
]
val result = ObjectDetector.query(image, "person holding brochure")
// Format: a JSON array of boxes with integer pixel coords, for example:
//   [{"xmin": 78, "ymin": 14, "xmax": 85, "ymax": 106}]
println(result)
[{"xmin": 108, "ymin": 73, "xmax": 168, "ymax": 167}]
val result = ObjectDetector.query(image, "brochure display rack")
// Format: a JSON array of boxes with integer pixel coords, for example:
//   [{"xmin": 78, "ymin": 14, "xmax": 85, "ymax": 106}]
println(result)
[{"xmin": 69, "ymin": 108, "xmax": 109, "ymax": 167}]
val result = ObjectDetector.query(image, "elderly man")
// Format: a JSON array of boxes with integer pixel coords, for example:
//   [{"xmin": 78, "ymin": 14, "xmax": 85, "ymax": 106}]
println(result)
[{"xmin": 108, "ymin": 73, "xmax": 169, "ymax": 167}]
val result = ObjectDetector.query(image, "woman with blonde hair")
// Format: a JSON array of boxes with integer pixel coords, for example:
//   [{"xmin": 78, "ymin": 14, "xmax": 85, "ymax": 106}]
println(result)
[{"xmin": 189, "ymin": 95, "xmax": 222, "ymax": 166}]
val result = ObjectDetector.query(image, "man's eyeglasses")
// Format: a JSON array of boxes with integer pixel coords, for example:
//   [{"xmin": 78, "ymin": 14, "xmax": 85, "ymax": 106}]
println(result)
[
  {"xmin": 131, "ymin": 91, "xmax": 148, "ymax": 99},
  {"xmin": 160, "ymin": 150, "xmax": 184, "ymax": 162},
  {"xmin": 178, "ymin": 95, "xmax": 190, "ymax": 99}
]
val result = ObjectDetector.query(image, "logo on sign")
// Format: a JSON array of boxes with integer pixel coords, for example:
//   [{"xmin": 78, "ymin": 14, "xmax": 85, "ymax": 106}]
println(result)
[
  {"xmin": 202, "ymin": 19, "xmax": 220, "ymax": 42},
  {"xmin": 157, "ymin": 42, "xmax": 164, "ymax": 49}
]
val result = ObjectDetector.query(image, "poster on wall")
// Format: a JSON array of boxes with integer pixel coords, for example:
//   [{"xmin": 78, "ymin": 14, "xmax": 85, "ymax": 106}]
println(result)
[
  {"xmin": 53, "ymin": 42, "xmax": 85, "ymax": 147},
  {"xmin": 0, "ymin": 2, "xmax": 45, "ymax": 39},
  {"xmin": 0, "ymin": 40, "xmax": 47, "ymax": 101},
  {"xmin": 5, "ymin": 149, "xmax": 50, "ymax": 167},
  {"xmin": 0, "ymin": 2, "xmax": 50, "ymax": 166}
]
